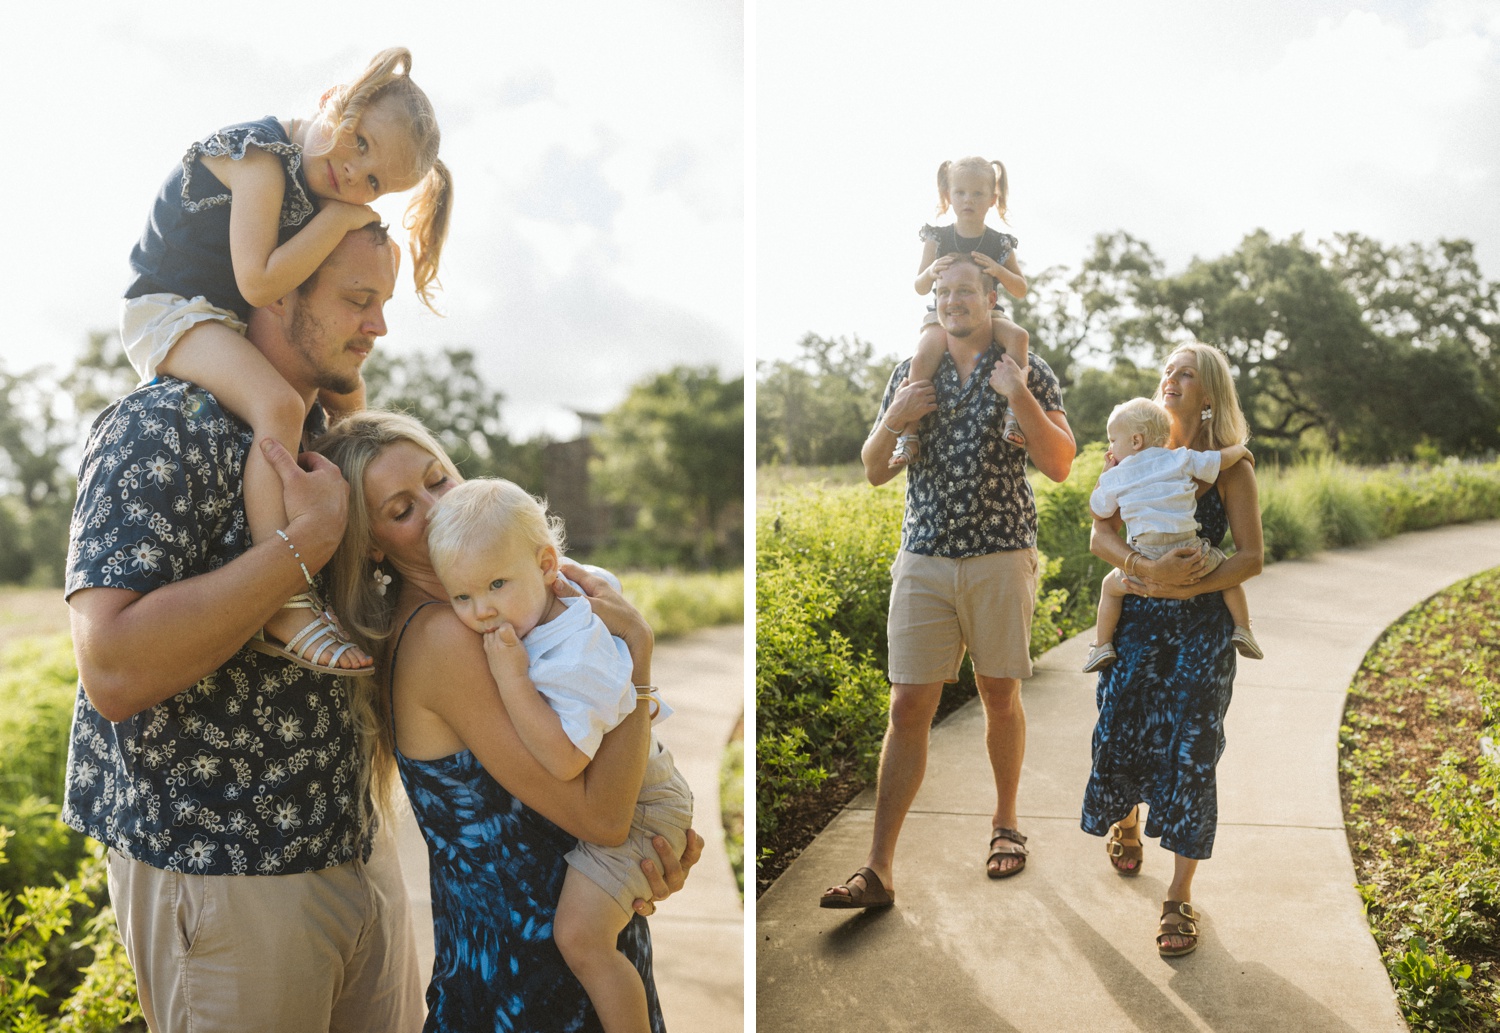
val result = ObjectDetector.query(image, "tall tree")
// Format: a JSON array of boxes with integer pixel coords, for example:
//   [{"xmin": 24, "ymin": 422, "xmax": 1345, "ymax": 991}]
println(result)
[
  {"xmin": 756, "ymin": 333, "xmax": 891, "ymax": 466},
  {"xmin": 362, "ymin": 347, "xmax": 543, "ymax": 490},
  {"xmin": 594, "ymin": 366, "xmax": 744, "ymax": 569}
]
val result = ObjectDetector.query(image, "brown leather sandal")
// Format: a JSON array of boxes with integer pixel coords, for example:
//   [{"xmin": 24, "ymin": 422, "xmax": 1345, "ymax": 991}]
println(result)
[
  {"xmin": 1157, "ymin": 900, "xmax": 1200, "ymax": 957},
  {"xmin": 819, "ymin": 867, "xmax": 894, "ymax": 909},
  {"xmin": 1106, "ymin": 818, "xmax": 1143, "ymax": 876},
  {"xmin": 986, "ymin": 827, "xmax": 1028, "ymax": 879}
]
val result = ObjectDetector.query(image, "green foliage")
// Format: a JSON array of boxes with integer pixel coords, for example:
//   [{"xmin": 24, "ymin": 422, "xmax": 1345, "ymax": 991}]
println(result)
[
  {"xmin": 615, "ymin": 570, "xmax": 743, "ymax": 640},
  {"xmin": 0, "ymin": 837, "xmax": 142, "ymax": 1032},
  {"xmin": 720, "ymin": 733, "xmax": 744, "ymax": 901},
  {"xmin": 756, "ymin": 334, "xmax": 895, "ymax": 466},
  {"xmin": 1391, "ymin": 935, "xmax": 1478, "ymax": 1032},
  {"xmin": 0, "ymin": 635, "xmax": 79, "ymax": 801},
  {"xmin": 1033, "ymin": 443, "xmax": 1111, "ymax": 641},
  {"xmin": 363, "ymin": 347, "xmax": 545, "ymax": 490},
  {"xmin": 593, "ymin": 367, "xmax": 744, "ymax": 570},
  {"xmin": 1341, "ymin": 568, "xmax": 1500, "ymax": 1030}
]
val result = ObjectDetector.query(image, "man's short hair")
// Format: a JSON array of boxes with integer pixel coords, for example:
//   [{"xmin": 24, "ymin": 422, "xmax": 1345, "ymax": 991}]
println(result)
[
  {"xmin": 296, "ymin": 221, "xmax": 392, "ymax": 295},
  {"xmin": 940, "ymin": 251, "xmax": 997, "ymax": 294}
]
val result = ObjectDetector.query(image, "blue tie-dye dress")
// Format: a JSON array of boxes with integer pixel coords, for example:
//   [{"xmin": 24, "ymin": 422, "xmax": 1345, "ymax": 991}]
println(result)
[
  {"xmin": 392, "ymin": 603, "xmax": 666, "ymax": 1032},
  {"xmin": 1080, "ymin": 487, "xmax": 1238, "ymax": 860}
]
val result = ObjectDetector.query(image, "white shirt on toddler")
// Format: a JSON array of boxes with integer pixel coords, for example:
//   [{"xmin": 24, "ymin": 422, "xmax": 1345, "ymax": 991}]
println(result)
[
  {"xmin": 1089, "ymin": 447, "xmax": 1223, "ymax": 538},
  {"xmin": 521, "ymin": 565, "xmax": 672, "ymax": 760}
]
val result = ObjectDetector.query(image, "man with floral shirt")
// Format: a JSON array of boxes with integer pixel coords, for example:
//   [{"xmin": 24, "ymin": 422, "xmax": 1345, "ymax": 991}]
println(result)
[
  {"xmin": 62, "ymin": 224, "xmax": 425, "ymax": 1031},
  {"xmin": 820, "ymin": 254, "xmax": 1076, "ymax": 910}
]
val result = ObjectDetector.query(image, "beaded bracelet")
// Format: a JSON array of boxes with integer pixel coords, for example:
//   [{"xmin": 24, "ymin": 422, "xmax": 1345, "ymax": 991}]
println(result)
[{"xmin": 275, "ymin": 529, "xmax": 316, "ymax": 588}]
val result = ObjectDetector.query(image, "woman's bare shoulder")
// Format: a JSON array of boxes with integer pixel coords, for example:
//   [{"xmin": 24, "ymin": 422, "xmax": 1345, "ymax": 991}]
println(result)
[{"xmin": 390, "ymin": 602, "xmax": 485, "ymax": 688}]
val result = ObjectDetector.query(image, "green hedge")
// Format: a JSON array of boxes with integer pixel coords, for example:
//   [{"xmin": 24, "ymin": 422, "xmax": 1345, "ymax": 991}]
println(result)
[{"xmin": 0, "ymin": 636, "xmax": 143, "ymax": 1030}]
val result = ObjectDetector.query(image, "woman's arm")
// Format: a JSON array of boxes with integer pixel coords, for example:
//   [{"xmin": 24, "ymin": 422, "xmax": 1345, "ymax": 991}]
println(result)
[
  {"xmin": 407, "ymin": 607, "xmax": 650, "ymax": 845},
  {"xmin": 205, "ymin": 149, "xmax": 376, "ymax": 307},
  {"xmin": 1130, "ymin": 463, "xmax": 1264, "ymax": 599}
]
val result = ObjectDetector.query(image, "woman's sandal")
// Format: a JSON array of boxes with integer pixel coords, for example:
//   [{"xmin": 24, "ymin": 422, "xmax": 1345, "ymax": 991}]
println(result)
[
  {"xmin": 1106, "ymin": 818, "xmax": 1143, "ymax": 876},
  {"xmin": 889, "ymin": 433, "xmax": 922, "ymax": 468},
  {"xmin": 818, "ymin": 867, "xmax": 894, "ymax": 909},
  {"xmin": 1157, "ymin": 900, "xmax": 1200, "ymax": 957},
  {"xmin": 986, "ymin": 827, "xmax": 1028, "ymax": 879},
  {"xmin": 249, "ymin": 592, "xmax": 374, "ymax": 677}
]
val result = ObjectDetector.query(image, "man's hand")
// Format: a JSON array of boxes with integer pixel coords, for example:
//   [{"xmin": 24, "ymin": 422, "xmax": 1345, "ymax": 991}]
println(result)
[
  {"xmin": 262, "ymin": 438, "xmax": 350, "ymax": 568},
  {"xmin": 886, "ymin": 376, "xmax": 937, "ymax": 432},
  {"xmin": 988, "ymin": 352, "xmax": 1028, "ymax": 400}
]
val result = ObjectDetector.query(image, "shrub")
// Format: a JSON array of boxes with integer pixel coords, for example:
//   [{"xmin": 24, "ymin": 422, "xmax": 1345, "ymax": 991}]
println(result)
[{"xmin": 615, "ymin": 569, "xmax": 743, "ymax": 640}]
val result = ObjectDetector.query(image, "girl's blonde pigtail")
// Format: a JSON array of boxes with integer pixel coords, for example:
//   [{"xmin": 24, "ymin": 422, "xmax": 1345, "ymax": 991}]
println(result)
[
  {"xmin": 935, "ymin": 160, "xmax": 953, "ymax": 217},
  {"xmin": 405, "ymin": 158, "xmax": 453, "ymax": 313},
  {"xmin": 993, "ymin": 159, "xmax": 1009, "ymax": 223}
]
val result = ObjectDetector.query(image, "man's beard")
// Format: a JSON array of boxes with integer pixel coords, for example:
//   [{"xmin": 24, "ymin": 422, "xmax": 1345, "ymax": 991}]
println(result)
[{"xmin": 289, "ymin": 303, "xmax": 364, "ymax": 395}]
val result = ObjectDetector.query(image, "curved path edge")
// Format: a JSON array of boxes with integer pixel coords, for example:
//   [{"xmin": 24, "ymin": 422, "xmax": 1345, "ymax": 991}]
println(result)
[{"xmin": 756, "ymin": 519, "xmax": 1500, "ymax": 1032}]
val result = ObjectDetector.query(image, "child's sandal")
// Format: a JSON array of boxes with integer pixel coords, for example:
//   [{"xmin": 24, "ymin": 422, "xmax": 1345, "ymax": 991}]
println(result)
[
  {"xmin": 249, "ymin": 592, "xmax": 374, "ymax": 677},
  {"xmin": 889, "ymin": 433, "xmax": 922, "ymax": 467},
  {"xmin": 1002, "ymin": 411, "xmax": 1026, "ymax": 448}
]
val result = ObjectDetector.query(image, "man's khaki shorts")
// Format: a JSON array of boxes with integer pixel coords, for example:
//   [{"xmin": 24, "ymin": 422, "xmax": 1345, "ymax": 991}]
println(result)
[{"xmin": 887, "ymin": 548, "xmax": 1038, "ymax": 685}]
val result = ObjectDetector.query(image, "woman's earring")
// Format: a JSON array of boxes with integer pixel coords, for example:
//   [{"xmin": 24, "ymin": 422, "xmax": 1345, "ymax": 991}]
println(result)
[
  {"xmin": 372, "ymin": 565, "xmax": 392, "ymax": 596},
  {"xmin": 1200, "ymin": 404, "xmax": 1214, "ymax": 423}
]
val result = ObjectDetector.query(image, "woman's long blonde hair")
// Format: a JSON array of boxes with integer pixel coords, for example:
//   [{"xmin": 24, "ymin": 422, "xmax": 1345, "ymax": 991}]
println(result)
[
  {"xmin": 312, "ymin": 47, "xmax": 452, "ymax": 313},
  {"xmin": 1156, "ymin": 342, "xmax": 1250, "ymax": 450},
  {"xmin": 312, "ymin": 410, "xmax": 462, "ymax": 829}
]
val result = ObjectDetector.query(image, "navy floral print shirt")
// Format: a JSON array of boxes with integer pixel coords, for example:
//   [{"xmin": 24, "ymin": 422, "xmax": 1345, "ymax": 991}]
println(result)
[
  {"xmin": 62, "ymin": 378, "xmax": 365, "ymax": 875},
  {"xmin": 878, "ymin": 347, "xmax": 1065, "ymax": 557}
]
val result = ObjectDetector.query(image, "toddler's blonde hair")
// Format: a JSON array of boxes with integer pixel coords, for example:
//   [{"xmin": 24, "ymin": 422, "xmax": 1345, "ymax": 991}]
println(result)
[
  {"xmin": 1108, "ymin": 397, "xmax": 1171, "ymax": 449},
  {"xmin": 427, "ymin": 478, "xmax": 566, "ymax": 581}
]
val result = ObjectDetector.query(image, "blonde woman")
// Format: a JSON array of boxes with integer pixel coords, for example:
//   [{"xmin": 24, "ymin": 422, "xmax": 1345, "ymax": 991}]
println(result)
[
  {"xmin": 313, "ymin": 411, "xmax": 701, "ymax": 1032},
  {"xmin": 1081, "ymin": 343, "xmax": 1264, "ymax": 958}
]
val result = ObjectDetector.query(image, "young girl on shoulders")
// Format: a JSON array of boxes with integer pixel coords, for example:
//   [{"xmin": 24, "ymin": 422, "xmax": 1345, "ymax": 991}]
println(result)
[
  {"xmin": 892, "ymin": 155, "xmax": 1029, "ymax": 466},
  {"xmin": 122, "ymin": 46, "xmax": 453, "ymax": 675}
]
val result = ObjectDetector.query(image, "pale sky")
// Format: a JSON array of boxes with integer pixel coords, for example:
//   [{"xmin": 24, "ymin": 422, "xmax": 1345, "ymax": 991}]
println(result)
[
  {"xmin": 754, "ymin": 0, "xmax": 1500, "ymax": 368},
  {"xmin": 2, "ymin": 0, "xmax": 742, "ymax": 439}
]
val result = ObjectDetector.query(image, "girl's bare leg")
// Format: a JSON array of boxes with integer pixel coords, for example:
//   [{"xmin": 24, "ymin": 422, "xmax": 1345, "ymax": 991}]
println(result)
[
  {"xmin": 993, "ymin": 315, "xmax": 1030, "ymax": 446},
  {"xmin": 891, "ymin": 321, "xmax": 948, "ymax": 467},
  {"xmin": 555, "ymin": 869, "xmax": 649, "ymax": 1033},
  {"xmin": 158, "ymin": 323, "xmax": 370, "ymax": 670}
]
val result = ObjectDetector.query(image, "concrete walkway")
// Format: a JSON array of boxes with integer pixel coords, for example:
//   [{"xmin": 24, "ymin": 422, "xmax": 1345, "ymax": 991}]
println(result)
[
  {"xmin": 757, "ymin": 520, "xmax": 1500, "ymax": 1032},
  {"xmin": 391, "ymin": 622, "xmax": 745, "ymax": 1031}
]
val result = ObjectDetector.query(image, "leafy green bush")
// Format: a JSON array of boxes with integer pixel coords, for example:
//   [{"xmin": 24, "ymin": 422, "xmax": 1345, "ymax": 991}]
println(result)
[
  {"xmin": 615, "ymin": 569, "xmax": 743, "ymax": 640},
  {"xmin": 720, "ymin": 731, "xmax": 744, "ymax": 901},
  {"xmin": 1033, "ymin": 443, "xmax": 1110, "ymax": 640}
]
